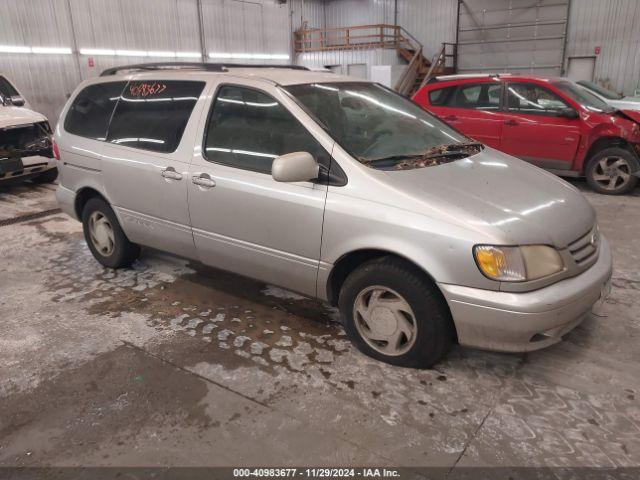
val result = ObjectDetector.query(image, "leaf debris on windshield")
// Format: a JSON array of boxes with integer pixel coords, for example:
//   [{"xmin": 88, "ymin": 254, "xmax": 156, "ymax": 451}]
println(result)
[{"xmin": 360, "ymin": 142, "xmax": 483, "ymax": 171}]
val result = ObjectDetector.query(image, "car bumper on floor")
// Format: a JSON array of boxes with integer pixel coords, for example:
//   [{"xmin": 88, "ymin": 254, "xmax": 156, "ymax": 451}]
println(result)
[
  {"xmin": 0, "ymin": 156, "xmax": 55, "ymax": 184},
  {"xmin": 439, "ymin": 236, "xmax": 613, "ymax": 352}
]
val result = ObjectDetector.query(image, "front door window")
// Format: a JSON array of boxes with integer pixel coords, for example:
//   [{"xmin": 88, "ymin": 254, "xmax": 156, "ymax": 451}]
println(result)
[
  {"xmin": 506, "ymin": 83, "xmax": 569, "ymax": 115},
  {"xmin": 204, "ymin": 85, "xmax": 330, "ymax": 174}
]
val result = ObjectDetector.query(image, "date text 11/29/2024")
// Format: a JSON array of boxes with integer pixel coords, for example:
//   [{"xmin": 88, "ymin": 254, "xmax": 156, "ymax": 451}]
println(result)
[{"xmin": 233, "ymin": 468, "xmax": 400, "ymax": 478}]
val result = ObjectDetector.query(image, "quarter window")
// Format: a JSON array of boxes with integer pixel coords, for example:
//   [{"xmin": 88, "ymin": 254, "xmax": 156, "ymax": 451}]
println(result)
[
  {"xmin": 204, "ymin": 85, "xmax": 328, "ymax": 174},
  {"xmin": 64, "ymin": 82, "xmax": 126, "ymax": 140},
  {"xmin": 507, "ymin": 83, "xmax": 569, "ymax": 115},
  {"xmin": 106, "ymin": 80, "xmax": 205, "ymax": 153}
]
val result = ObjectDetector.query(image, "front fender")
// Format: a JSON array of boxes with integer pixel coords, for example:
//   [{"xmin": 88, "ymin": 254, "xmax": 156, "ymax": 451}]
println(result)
[{"xmin": 318, "ymin": 192, "xmax": 499, "ymax": 301}]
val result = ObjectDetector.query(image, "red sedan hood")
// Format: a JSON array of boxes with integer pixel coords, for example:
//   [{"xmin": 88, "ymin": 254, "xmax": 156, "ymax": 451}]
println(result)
[{"xmin": 617, "ymin": 109, "xmax": 640, "ymax": 124}]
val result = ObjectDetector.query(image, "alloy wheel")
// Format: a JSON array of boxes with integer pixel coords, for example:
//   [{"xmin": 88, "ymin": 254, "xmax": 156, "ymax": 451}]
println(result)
[{"xmin": 592, "ymin": 156, "xmax": 632, "ymax": 191}]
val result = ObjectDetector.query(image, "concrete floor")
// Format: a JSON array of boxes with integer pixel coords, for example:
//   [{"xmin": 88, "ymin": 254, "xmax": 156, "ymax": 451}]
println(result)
[{"xmin": 0, "ymin": 180, "xmax": 639, "ymax": 472}]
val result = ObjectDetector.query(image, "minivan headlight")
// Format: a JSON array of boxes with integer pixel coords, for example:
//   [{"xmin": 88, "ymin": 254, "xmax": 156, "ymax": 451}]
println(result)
[{"xmin": 473, "ymin": 245, "xmax": 564, "ymax": 281}]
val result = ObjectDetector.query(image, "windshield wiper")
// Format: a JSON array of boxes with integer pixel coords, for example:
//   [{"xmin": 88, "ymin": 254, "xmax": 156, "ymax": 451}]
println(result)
[
  {"xmin": 366, "ymin": 142, "xmax": 483, "ymax": 166},
  {"xmin": 366, "ymin": 153, "xmax": 425, "ymax": 165}
]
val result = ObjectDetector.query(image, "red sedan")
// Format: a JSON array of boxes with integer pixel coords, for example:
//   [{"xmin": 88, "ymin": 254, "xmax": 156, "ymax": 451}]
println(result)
[{"xmin": 413, "ymin": 74, "xmax": 640, "ymax": 194}]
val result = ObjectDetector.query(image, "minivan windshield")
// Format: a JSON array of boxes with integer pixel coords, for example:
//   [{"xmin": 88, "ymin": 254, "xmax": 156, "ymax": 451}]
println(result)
[
  {"xmin": 577, "ymin": 80, "xmax": 622, "ymax": 100},
  {"xmin": 553, "ymin": 81, "xmax": 613, "ymax": 112},
  {"xmin": 283, "ymin": 82, "xmax": 479, "ymax": 170}
]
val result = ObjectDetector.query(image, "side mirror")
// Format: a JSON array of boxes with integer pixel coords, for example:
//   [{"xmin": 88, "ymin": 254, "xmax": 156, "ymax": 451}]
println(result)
[
  {"xmin": 557, "ymin": 107, "xmax": 578, "ymax": 119},
  {"xmin": 272, "ymin": 151, "xmax": 319, "ymax": 183},
  {"xmin": 9, "ymin": 96, "xmax": 25, "ymax": 107}
]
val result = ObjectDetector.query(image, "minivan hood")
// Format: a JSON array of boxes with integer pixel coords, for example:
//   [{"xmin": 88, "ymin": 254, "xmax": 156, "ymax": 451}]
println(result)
[
  {"xmin": 381, "ymin": 148, "xmax": 595, "ymax": 248},
  {"xmin": 0, "ymin": 105, "xmax": 47, "ymax": 129}
]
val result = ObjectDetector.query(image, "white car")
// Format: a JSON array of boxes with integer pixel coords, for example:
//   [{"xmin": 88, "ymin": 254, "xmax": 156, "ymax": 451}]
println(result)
[
  {"xmin": 577, "ymin": 80, "xmax": 640, "ymax": 111},
  {"xmin": 0, "ymin": 74, "xmax": 58, "ymax": 185}
]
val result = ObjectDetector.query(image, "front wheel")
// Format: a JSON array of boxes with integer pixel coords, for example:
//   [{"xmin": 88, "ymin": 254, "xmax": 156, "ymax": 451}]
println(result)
[
  {"xmin": 338, "ymin": 257, "xmax": 455, "ymax": 368},
  {"xmin": 585, "ymin": 147, "xmax": 639, "ymax": 195},
  {"xmin": 81, "ymin": 197, "xmax": 140, "ymax": 268}
]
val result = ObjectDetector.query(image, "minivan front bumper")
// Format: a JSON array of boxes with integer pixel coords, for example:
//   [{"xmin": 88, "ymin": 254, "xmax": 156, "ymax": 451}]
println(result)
[{"xmin": 439, "ymin": 236, "xmax": 613, "ymax": 352}]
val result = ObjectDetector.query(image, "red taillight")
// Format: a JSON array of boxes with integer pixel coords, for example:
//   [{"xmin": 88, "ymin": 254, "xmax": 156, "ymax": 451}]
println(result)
[{"xmin": 52, "ymin": 139, "xmax": 60, "ymax": 160}]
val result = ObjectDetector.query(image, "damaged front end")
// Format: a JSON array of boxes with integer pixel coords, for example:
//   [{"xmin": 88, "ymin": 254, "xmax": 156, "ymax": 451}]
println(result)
[
  {"xmin": 0, "ymin": 121, "xmax": 54, "ymax": 179},
  {"xmin": 1, "ymin": 121, "xmax": 53, "ymax": 159},
  {"xmin": 616, "ymin": 110, "xmax": 640, "ymax": 177}
]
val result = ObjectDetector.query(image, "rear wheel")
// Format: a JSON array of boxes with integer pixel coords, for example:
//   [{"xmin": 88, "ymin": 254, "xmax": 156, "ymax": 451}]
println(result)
[
  {"xmin": 31, "ymin": 167, "xmax": 58, "ymax": 184},
  {"xmin": 338, "ymin": 257, "xmax": 454, "ymax": 368},
  {"xmin": 82, "ymin": 197, "xmax": 140, "ymax": 268},
  {"xmin": 585, "ymin": 147, "xmax": 638, "ymax": 194}
]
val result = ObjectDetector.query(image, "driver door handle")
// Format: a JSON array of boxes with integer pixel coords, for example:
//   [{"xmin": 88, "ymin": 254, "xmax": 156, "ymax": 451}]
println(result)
[
  {"xmin": 192, "ymin": 173, "xmax": 216, "ymax": 188},
  {"xmin": 504, "ymin": 119, "xmax": 519, "ymax": 126},
  {"xmin": 161, "ymin": 167, "xmax": 183, "ymax": 180},
  {"xmin": 444, "ymin": 114, "xmax": 458, "ymax": 121}
]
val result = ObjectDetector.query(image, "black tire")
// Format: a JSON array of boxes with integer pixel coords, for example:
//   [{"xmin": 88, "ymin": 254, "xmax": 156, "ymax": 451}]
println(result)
[
  {"xmin": 585, "ymin": 147, "xmax": 639, "ymax": 195},
  {"xmin": 31, "ymin": 167, "xmax": 58, "ymax": 184},
  {"xmin": 81, "ymin": 197, "xmax": 140, "ymax": 268},
  {"xmin": 338, "ymin": 257, "xmax": 454, "ymax": 368}
]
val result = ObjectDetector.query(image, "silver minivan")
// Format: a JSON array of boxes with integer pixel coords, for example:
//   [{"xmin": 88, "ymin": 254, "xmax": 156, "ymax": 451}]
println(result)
[{"xmin": 55, "ymin": 63, "xmax": 612, "ymax": 367}]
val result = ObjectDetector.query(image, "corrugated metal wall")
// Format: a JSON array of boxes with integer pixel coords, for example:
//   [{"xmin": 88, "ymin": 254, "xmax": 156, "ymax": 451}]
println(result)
[
  {"xmin": 0, "ymin": 0, "xmax": 79, "ymax": 126},
  {"xmin": 457, "ymin": 0, "xmax": 570, "ymax": 76},
  {"xmin": 323, "ymin": 0, "xmax": 395, "ymax": 26},
  {"xmin": 566, "ymin": 0, "xmax": 640, "ymax": 96},
  {"xmin": 0, "ymin": 0, "xmax": 292, "ymax": 125},
  {"xmin": 398, "ymin": 0, "xmax": 457, "ymax": 59},
  {"xmin": 202, "ymin": 0, "xmax": 290, "ymax": 57},
  {"xmin": 298, "ymin": 48, "xmax": 402, "ymax": 78},
  {"xmin": 2, "ymin": 0, "xmax": 639, "ymax": 124},
  {"xmin": 290, "ymin": 0, "xmax": 326, "ymax": 30}
]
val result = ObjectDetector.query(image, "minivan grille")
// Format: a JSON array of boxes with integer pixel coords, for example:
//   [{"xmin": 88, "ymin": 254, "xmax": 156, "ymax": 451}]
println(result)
[{"xmin": 568, "ymin": 226, "xmax": 599, "ymax": 266}]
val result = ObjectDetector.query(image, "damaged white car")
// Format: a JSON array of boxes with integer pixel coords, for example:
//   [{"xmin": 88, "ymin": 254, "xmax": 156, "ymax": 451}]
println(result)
[
  {"xmin": 577, "ymin": 80, "xmax": 640, "ymax": 111},
  {"xmin": 0, "ymin": 74, "xmax": 57, "ymax": 185}
]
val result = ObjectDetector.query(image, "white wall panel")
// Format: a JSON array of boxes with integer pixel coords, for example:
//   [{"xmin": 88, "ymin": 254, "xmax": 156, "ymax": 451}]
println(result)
[
  {"xmin": 397, "ymin": 0, "xmax": 457, "ymax": 59},
  {"xmin": 0, "ymin": 0, "xmax": 293, "ymax": 125},
  {"xmin": 323, "ymin": 0, "xmax": 395, "ymax": 27},
  {"xmin": 457, "ymin": 0, "xmax": 570, "ymax": 75},
  {"xmin": 291, "ymin": 0, "xmax": 326, "ymax": 30},
  {"xmin": 71, "ymin": 0, "xmax": 202, "ymax": 80},
  {"xmin": 2, "ymin": 0, "xmax": 639, "ymax": 124},
  {"xmin": 0, "ymin": 0, "xmax": 78, "ymax": 124},
  {"xmin": 298, "ymin": 47, "xmax": 403, "ymax": 81},
  {"xmin": 70, "ymin": 0, "xmax": 201, "ymax": 52},
  {"xmin": 202, "ymin": 0, "xmax": 290, "ymax": 59},
  {"xmin": 566, "ymin": 0, "xmax": 640, "ymax": 96}
]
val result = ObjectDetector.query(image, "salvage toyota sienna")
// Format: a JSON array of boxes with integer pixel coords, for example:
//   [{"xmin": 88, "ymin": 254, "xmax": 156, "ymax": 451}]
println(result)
[{"xmin": 55, "ymin": 63, "xmax": 612, "ymax": 367}]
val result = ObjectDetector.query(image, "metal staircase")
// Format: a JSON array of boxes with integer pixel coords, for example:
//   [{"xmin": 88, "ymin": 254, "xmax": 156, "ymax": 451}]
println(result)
[{"xmin": 293, "ymin": 24, "xmax": 457, "ymax": 97}]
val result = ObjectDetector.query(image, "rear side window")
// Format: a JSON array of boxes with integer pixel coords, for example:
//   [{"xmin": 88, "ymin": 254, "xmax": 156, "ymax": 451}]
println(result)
[
  {"xmin": 65, "ymin": 82, "xmax": 126, "ymax": 140},
  {"xmin": 106, "ymin": 80, "xmax": 205, "ymax": 153},
  {"xmin": 0, "ymin": 76, "xmax": 19, "ymax": 97},
  {"xmin": 204, "ymin": 85, "xmax": 328, "ymax": 174},
  {"xmin": 448, "ymin": 83, "xmax": 502, "ymax": 110},
  {"xmin": 428, "ymin": 86, "xmax": 455, "ymax": 106}
]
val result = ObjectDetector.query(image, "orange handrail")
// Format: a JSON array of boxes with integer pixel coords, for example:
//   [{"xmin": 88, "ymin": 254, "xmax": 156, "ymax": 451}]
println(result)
[{"xmin": 294, "ymin": 24, "xmax": 418, "ymax": 53}]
